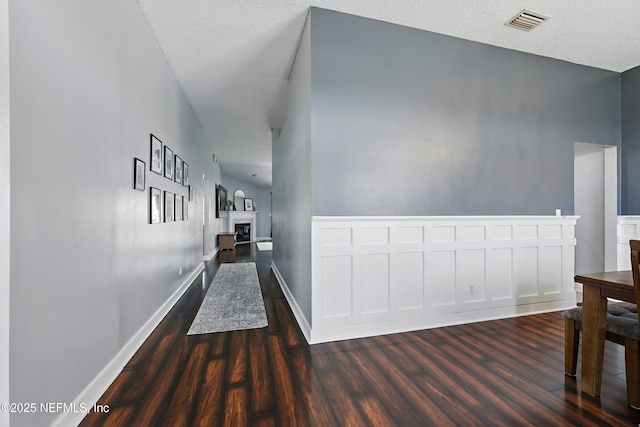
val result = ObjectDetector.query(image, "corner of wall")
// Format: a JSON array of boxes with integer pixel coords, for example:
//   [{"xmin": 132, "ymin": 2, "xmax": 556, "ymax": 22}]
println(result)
[{"xmin": 272, "ymin": 11, "xmax": 313, "ymax": 324}]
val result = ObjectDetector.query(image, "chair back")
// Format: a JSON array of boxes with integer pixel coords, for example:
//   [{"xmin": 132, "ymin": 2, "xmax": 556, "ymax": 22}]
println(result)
[{"xmin": 630, "ymin": 240, "xmax": 640, "ymax": 309}]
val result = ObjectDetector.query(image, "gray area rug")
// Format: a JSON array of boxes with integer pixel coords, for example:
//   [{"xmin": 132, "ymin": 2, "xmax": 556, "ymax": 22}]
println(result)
[{"xmin": 187, "ymin": 262, "xmax": 268, "ymax": 335}]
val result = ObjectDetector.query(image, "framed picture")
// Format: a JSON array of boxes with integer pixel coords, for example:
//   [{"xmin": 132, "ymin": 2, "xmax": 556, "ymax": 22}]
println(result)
[
  {"xmin": 174, "ymin": 154, "xmax": 182, "ymax": 184},
  {"xmin": 188, "ymin": 185, "xmax": 192, "ymax": 201},
  {"xmin": 164, "ymin": 191, "xmax": 174, "ymax": 222},
  {"xmin": 150, "ymin": 187, "xmax": 162, "ymax": 224},
  {"xmin": 150, "ymin": 134, "xmax": 162, "ymax": 175},
  {"xmin": 164, "ymin": 146, "xmax": 174, "ymax": 180},
  {"xmin": 244, "ymin": 198, "xmax": 253, "ymax": 211},
  {"xmin": 183, "ymin": 162, "xmax": 189, "ymax": 186},
  {"xmin": 175, "ymin": 193, "xmax": 182, "ymax": 221},
  {"xmin": 216, "ymin": 185, "xmax": 227, "ymax": 218},
  {"xmin": 183, "ymin": 196, "xmax": 188, "ymax": 220},
  {"xmin": 134, "ymin": 158, "xmax": 145, "ymax": 191}
]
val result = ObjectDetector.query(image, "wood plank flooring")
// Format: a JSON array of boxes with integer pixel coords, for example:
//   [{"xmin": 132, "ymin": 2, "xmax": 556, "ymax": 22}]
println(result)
[{"xmin": 80, "ymin": 244, "xmax": 640, "ymax": 426}]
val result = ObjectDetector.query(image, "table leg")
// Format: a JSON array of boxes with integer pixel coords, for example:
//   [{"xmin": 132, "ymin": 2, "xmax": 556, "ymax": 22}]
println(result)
[{"xmin": 581, "ymin": 285, "xmax": 608, "ymax": 397}]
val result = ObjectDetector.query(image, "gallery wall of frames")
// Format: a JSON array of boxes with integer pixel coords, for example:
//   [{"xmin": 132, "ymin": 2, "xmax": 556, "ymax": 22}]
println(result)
[{"xmin": 133, "ymin": 134, "xmax": 191, "ymax": 224}]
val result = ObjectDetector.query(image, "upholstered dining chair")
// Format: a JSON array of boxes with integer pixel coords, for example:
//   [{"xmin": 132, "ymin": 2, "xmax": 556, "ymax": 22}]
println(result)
[{"xmin": 562, "ymin": 239, "xmax": 640, "ymax": 408}]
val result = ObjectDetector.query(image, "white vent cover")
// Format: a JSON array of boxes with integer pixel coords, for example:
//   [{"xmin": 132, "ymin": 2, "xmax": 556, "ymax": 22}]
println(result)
[{"xmin": 506, "ymin": 9, "xmax": 549, "ymax": 31}]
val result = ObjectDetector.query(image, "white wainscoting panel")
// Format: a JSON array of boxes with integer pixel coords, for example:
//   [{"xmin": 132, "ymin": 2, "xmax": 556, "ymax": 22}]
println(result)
[
  {"xmin": 618, "ymin": 216, "xmax": 640, "ymax": 270},
  {"xmin": 310, "ymin": 216, "xmax": 578, "ymax": 344}
]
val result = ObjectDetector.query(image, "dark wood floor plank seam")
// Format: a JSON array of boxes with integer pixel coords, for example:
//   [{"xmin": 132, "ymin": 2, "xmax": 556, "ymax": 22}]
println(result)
[
  {"xmin": 192, "ymin": 358, "xmax": 227, "ymax": 426},
  {"xmin": 485, "ymin": 360, "xmax": 597, "ymax": 425},
  {"xmin": 128, "ymin": 337, "xmax": 198, "ymax": 425},
  {"xmin": 266, "ymin": 334, "xmax": 310, "ymax": 426},
  {"xmin": 164, "ymin": 341, "xmax": 211, "ymax": 427},
  {"xmin": 412, "ymin": 375, "xmax": 492, "ymax": 427},
  {"xmin": 287, "ymin": 346, "xmax": 341, "ymax": 426},
  {"xmin": 424, "ymin": 322, "xmax": 620, "ymax": 424},
  {"xmin": 391, "ymin": 331, "xmax": 537, "ymax": 425},
  {"xmin": 224, "ymin": 381, "xmax": 250, "ymax": 388},
  {"xmin": 248, "ymin": 328, "xmax": 276, "ymax": 416},
  {"xmin": 426, "ymin": 331, "xmax": 566, "ymax": 411},
  {"xmin": 359, "ymin": 339, "xmax": 476, "ymax": 427},
  {"xmin": 455, "ymin": 322, "xmax": 566, "ymax": 387},
  {"xmin": 336, "ymin": 339, "xmax": 437, "ymax": 426}
]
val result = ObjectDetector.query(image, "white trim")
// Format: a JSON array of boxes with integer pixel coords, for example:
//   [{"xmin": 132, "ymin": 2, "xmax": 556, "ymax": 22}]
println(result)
[
  {"xmin": 271, "ymin": 262, "xmax": 311, "ymax": 343},
  {"xmin": 313, "ymin": 215, "xmax": 577, "ymax": 222},
  {"xmin": 51, "ymin": 263, "xmax": 204, "ymax": 427},
  {"xmin": 203, "ymin": 246, "xmax": 219, "ymax": 262},
  {"xmin": 617, "ymin": 216, "xmax": 640, "ymax": 270},
  {"xmin": 308, "ymin": 299, "xmax": 576, "ymax": 344},
  {"xmin": 310, "ymin": 215, "xmax": 578, "ymax": 344},
  {"xmin": 220, "ymin": 211, "xmax": 257, "ymax": 242}
]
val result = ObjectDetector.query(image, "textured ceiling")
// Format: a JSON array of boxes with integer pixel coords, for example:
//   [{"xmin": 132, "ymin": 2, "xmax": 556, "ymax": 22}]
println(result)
[{"xmin": 138, "ymin": 0, "xmax": 640, "ymax": 187}]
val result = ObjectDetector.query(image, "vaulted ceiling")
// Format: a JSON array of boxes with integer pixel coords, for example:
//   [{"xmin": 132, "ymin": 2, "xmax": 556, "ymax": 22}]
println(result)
[{"xmin": 138, "ymin": 0, "xmax": 640, "ymax": 187}]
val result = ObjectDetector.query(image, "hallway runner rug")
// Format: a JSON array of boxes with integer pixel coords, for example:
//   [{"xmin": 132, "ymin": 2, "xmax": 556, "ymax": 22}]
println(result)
[{"xmin": 187, "ymin": 262, "xmax": 268, "ymax": 335}]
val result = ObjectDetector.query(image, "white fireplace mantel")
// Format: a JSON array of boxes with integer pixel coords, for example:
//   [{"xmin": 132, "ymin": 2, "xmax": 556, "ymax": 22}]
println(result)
[{"xmin": 220, "ymin": 211, "xmax": 257, "ymax": 242}]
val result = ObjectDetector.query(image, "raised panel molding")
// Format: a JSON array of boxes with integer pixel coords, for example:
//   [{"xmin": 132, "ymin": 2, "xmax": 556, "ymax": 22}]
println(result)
[
  {"xmin": 309, "ymin": 216, "xmax": 578, "ymax": 344},
  {"xmin": 392, "ymin": 252, "xmax": 424, "ymax": 311},
  {"xmin": 320, "ymin": 255, "xmax": 352, "ymax": 319},
  {"xmin": 618, "ymin": 216, "xmax": 640, "ymax": 270},
  {"xmin": 361, "ymin": 253, "xmax": 390, "ymax": 314}
]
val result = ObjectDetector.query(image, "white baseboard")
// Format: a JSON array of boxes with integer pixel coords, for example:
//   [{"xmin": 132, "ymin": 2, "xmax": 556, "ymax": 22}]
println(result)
[
  {"xmin": 51, "ymin": 263, "xmax": 204, "ymax": 427},
  {"xmin": 307, "ymin": 299, "xmax": 576, "ymax": 344},
  {"xmin": 203, "ymin": 246, "xmax": 218, "ymax": 262},
  {"xmin": 271, "ymin": 262, "xmax": 312, "ymax": 344}
]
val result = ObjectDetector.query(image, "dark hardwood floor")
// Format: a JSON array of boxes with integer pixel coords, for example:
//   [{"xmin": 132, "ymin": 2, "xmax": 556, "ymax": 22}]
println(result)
[{"xmin": 80, "ymin": 244, "xmax": 640, "ymax": 426}]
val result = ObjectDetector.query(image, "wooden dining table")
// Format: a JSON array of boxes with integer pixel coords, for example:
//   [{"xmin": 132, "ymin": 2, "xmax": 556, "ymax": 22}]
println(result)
[{"xmin": 574, "ymin": 270, "xmax": 636, "ymax": 397}]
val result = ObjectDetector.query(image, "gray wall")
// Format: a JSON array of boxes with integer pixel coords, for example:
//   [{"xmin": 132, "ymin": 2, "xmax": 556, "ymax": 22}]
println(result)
[
  {"xmin": 622, "ymin": 65, "xmax": 640, "ymax": 214},
  {"xmin": 254, "ymin": 188, "xmax": 272, "ymax": 238},
  {"xmin": 0, "ymin": 0, "xmax": 9, "ymax": 423},
  {"xmin": 310, "ymin": 8, "xmax": 621, "ymax": 216},
  {"xmin": 273, "ymin": 15, "xmax": 313, "ymax": 323},
  {"xmin": 9, "ymin": 0, "xmax": 219, "ymax": 425}
]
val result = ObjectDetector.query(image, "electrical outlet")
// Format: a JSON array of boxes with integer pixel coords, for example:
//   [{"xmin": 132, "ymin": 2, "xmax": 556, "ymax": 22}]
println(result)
[{"xmin": 468, "ymin": 283, "xmax": 475, "ymax": 296}]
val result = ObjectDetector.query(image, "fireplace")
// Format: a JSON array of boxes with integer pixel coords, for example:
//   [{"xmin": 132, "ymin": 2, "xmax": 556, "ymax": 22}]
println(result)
[
  {"xmin": 220, "ymin": 211, "xmax": 257, "ymax": 242},
  {"xmin": 235, "ymin": 223, "xmax": 251, "ymax": 242}
]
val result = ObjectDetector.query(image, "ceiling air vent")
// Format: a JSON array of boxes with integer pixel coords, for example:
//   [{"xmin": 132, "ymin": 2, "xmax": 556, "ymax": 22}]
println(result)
[{"xmin": 505, "ymin": 9, "xmax": 549, "ymax": 31}]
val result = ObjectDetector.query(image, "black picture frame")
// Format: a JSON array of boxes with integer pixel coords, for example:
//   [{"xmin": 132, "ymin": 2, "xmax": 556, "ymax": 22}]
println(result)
[
  {"xmin": 216, "ymin": 184, "xmax": 227, "ymax": 218},
  {"xmin": 175, "ymin": 154, "xmax": 182, "ymax": 184},
  {"xmin": 164, "ymin": 191, "xmax": 174, "ymax": 222},
  {"xmin": 183, "ymin": 162, "xmax": 189, "ymax": 186},
  {"xmin": 150, "ymin": 187, "xmax": 162, "ymax": 224},
  {"xmin": 150, "ymin": 134, "xmax": 162, "ymax": 175},
  {"xmin": 164, "ymin": 146, "xmax": 174, "ymax": 180},
  {"xmin": 244, "ymin": 198, "xmax": 253, "ymax": 211},
  {"xmin": 134, "ymin": 158, "xmax": 145, "ymax": 191}
]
